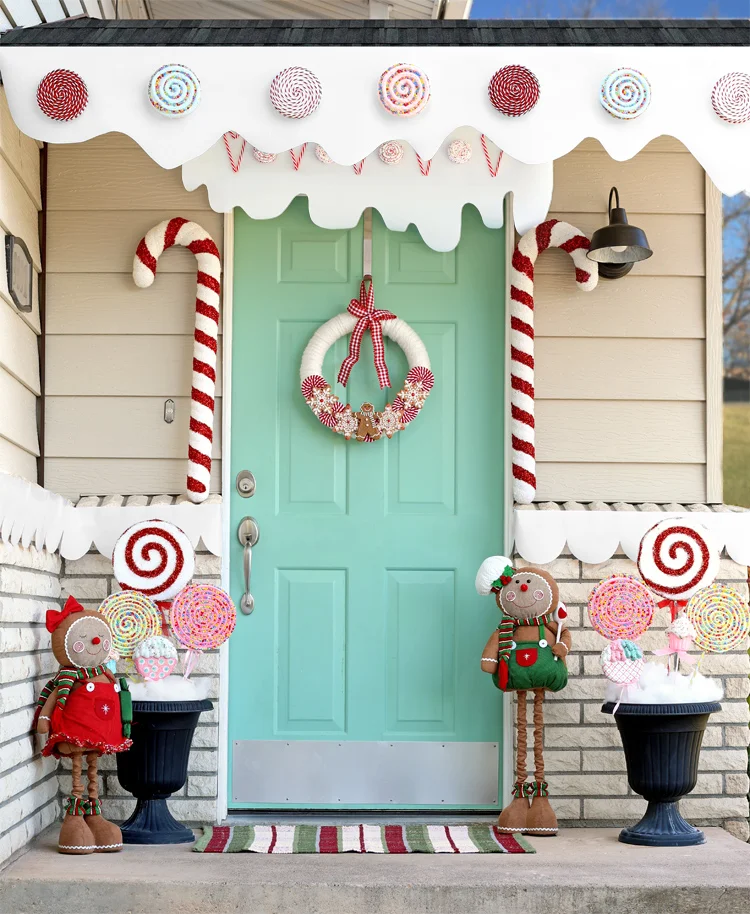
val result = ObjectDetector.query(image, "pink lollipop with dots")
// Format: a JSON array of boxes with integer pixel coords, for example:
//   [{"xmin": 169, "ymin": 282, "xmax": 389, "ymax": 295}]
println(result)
[
  {"xmin": 587, "ymin": 574, "xmax": 656, "ymax": 643},
  {"xmin": 171, "ymin": 583, "xmax": 236, "ymax": 677}
]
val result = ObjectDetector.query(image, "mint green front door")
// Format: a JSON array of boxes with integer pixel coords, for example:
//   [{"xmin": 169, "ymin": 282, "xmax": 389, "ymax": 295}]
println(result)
[{"xmin": 229, "ymin": 200, "xmax": 506, "ymax": 809}]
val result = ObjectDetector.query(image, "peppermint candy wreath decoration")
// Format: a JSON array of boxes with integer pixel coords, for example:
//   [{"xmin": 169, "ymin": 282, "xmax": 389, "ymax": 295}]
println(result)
[
  {"xmin": 37, "ymin": 69, "xmax": 88, "ymax": 121},
  {"xmin": 133, "ymin": 218, "xmax": 221, "ymax": 503},
  {"xmin": 510, "ymin": 220, "xmax": 598, "ymax": 503},
  {"xmin": 378, "ymin": 141, "xmax": 404, "ymax": 165},
  {"xmin": 637, "ymin": 519, "xmax": 719, "ymax": 614},
  {"xmin": 270, "ymin": 67, "xmax": 322, "ymax": 119},
  {"xmin": 300, "ymin": 280, "xmax": 433, "ymax": 442},
  {"xmin": 488, "ymin": 65, "xmax": 540, "ymax": 117},
  {"xmin": 113, "ymin": 520, "xmax": 195, "ymax": 601},
  {"xmin": 600, "ymin": 68, "xmax": 651, "ymax": 120},
  {"xmin": 378, "ymin": 63, "xmax": 430, "ymax": 117},
  {"xmin": 149, "ymin": 64, "xmax": 201, "ymax": 118},
  {"xmin": 711, "ymin": 72, "xmax": 750, "ymax": 124}
]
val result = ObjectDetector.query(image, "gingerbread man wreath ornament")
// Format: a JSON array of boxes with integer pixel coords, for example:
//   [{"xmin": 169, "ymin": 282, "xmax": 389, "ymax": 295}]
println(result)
[
  {"xmin": 35, "ymin": 597, "xmax": 132, "ymax": 855},
  {"xmin": 476, "ymin": 557, "xmax": 572, "ymax": 837}
]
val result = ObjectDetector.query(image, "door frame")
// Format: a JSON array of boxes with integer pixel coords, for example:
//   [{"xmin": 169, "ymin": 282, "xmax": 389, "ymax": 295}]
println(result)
[{"xmin": 216, "ymin": 203, "xmax": 516, "ymax": 823}]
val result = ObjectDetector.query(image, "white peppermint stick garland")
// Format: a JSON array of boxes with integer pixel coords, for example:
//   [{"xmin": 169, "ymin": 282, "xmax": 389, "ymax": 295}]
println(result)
[
  {"xmin": 133, "ymin": 218, "xmax": 221, "ymax": 503},
  {"xmin": 510, "ymin": 220, "xmax": 598, "ymax": 504}
]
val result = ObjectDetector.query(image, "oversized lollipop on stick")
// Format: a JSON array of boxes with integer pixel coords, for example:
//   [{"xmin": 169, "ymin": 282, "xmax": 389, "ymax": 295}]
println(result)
[
  {"xmin": 98, "ymin": 591, "xmax": 161, "ymax": 660},
  {"xmin": 587, "ymin": 575, "xmax": 656, "ymax": 643},
  {"xmin": 637, "ymin": 519, "xmax": 719, "ymax": 619},
  {"xmin": 171, "ymin": 583, "xmax": 236, "ymax": 678},
  {"xmin": 687, "ymin": 584, "xmax": 750, "ymax": 654},
  {"xmin": 113, "ymin": 520, "xmax": 195, "ymax": 599}
]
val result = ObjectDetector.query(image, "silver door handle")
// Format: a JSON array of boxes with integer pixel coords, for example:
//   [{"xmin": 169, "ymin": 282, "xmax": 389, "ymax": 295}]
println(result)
[{"xmin": 237, "ymin": 517, "xmax": 260, "ymax": 614}]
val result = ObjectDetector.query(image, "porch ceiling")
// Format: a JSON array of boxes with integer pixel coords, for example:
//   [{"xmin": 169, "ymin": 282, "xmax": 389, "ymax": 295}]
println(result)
[{"xmin": 0, "ymin": 19, "xmax": 748, "ymax": 198}]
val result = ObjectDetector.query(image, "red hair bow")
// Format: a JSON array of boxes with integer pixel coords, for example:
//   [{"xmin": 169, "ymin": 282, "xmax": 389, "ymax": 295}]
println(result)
[{"xmin": 46, "ymin": 596, "xmax": 86, "ymax": 633}]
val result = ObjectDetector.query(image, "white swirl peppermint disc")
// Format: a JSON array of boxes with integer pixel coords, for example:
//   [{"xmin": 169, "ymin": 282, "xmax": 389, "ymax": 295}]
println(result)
[
  {"xmin": 148, "ymin": 64, "xmax": 201, "ymax": 118},
  {"xmin": 378, "ymin": 63, "xmax": 430, "ymax": 117},
  {"xmin": 252, "ymin": 148, "xmax": 277, "ymax": 164},
  {"xmin": 378, "ymin": 141, "xmax": 404, "ymax": 165},
  {"xmin": 637, "ymin": 519, "xmax": 719, "ymax": 601},
  {"xmin": 113, "ymin": 520, "xmax": 195, "ymax": 600},
  {"xmin": 711, "ymin": 72, "xmax": 750, "ymax": 124},
  {"xmin": 269, "ymin": 67, "xmax": 322, "ymax": 119},
  {"xmin": 315, "ymin": 145, "xmax": 334, "ymax": 164},
  {"xmin": 447, "ymin": 139, "xmax": 472, "ymax": 164},
  {"xmin": 600, "ymin": 68, "xmax": 651, "ymax": 120}
]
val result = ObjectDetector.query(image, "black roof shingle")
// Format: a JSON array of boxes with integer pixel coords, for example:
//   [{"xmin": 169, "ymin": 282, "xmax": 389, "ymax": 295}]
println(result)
[{"xmin": 1, "ymin": 17, "xmax": 748, "ymax": 46}]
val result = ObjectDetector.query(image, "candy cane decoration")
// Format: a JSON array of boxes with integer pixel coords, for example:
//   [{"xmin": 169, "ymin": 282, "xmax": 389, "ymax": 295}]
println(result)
[
  {"xmin": 133, "ymin": 218, "xmax": 221, "ymax": 503},
  {"xmin": 511, "ymin": 220, "xmax": 598, "ymax": 504}
]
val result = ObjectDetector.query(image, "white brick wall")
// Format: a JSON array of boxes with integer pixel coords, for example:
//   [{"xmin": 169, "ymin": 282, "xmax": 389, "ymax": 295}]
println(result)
[
  {"xmin": 0, "ymin": 542, "xmax": 62, "ymax": 867},
  {"xmin": 61, "ymin": 496, "xmax": 221, "ymax": 825},
  {"xmin": 512, "ymin": 548, "xmax": 750, "ymax": 841}
]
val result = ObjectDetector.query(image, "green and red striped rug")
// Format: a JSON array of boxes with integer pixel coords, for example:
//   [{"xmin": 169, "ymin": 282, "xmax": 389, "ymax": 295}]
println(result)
[{"xmin": 194, "ymin": 824, "xmax": 535, "ymax": 854}]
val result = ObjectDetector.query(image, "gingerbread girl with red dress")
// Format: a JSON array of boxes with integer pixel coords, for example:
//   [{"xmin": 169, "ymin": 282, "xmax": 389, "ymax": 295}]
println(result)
[{"xmin": 35, "ymin": 597, "xmax": 131, "ymax": 854}]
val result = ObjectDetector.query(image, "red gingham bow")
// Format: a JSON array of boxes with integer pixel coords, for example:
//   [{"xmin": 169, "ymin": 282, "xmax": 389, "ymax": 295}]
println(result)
[{"xmin": 337, "ymin": 278, "xmax": 396, "ymax": 389}]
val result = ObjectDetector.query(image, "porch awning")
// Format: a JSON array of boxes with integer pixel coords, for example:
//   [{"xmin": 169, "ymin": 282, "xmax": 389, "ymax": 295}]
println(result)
[{"xmin": 1, "ymin": 22, "xmax": 748, "ymax": 197}]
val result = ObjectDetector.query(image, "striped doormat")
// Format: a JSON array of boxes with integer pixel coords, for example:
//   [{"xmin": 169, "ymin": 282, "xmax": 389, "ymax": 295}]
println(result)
[{"xmin": 194, "ymin": 824, "xmax": 535, "ymax": 854}]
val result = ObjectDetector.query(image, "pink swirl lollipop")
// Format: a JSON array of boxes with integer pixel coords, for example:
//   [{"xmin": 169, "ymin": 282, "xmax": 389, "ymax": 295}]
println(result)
[
  {"xmin": 587, "ymin": 575, "xmax": 656, "ymax": 642},
  {"xmin": 378, "ymin": 63, "xmax": 430, "ymax": 117},
  {"xmin": 637, "ymin": 519, "xmax": 719, "ymax": 603},
  {"xmin": 113, "ymin": 520, "xmax": 195, "ymax": 600},
  {"xmin": 171, "ymin": 583, "xmax": 236, "ymax": 677}
]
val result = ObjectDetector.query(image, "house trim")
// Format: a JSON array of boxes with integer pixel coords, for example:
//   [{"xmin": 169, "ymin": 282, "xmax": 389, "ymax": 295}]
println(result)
[
  {"xmin": 502, "ymin": 194, "xmax": 514, "ymax": 808},
  {"xmin": 705, "ymin": 174, "xmax": 723, "ymax": 504}
]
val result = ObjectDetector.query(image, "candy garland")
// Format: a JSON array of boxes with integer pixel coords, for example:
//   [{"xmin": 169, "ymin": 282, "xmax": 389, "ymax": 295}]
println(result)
[
  {"xmin": 600, "ymin": 68, "xmax": 651, "ymax": 120},
  {"xmin": 253, "ymin": 148, "xmax": 277, "ymax": 164},
  {"xmin": 98, "ymin": 592, "xmax": 161, "ymax": 660},
  {"xmin": 289, "ymin": 144, "xmax": 308, "ymax": 172},
  {"xmin": 447, "ymin": 139, "xmax": 472, "ymax": 164},
  {"xmin": 687, "ymin": 584, "xmax": 750, "ymax": 654},
  {"xmin": 378, "ymin": 63, "xmax": 430, "ymax": 117},
  {"xmin": 480, "ymin": 134, "xmax": 503, "ymax": 177},
  {"xmin": 378, "ymin": 141, "xmax": 404, "ymax": 165},
  {"xmin": 315, "ymin": 145, "xmax": 334, "ymax": 164},
  {"xmin": 415, "ymin": 153, "xmax": 432, "ymax": 177},
  {"xmin": 133, "ymin": 218, "xmax": 221, "ymax": 503},
  {"xmin": 37, "ymin": 69, "xmax": 88, "ymax": 121},
  {"xmin": 488, "ymin": 66, "xmax": 540, "ymax": 117},
  {"xmin": 270, "ymin": 67, "xmax": 322, "ymax": 119},
  {"xmin": 113, "ymin": 520, "xmax": 195, "ymax": 600},
  {"xmin": 171, "ymin": 583, "xmax": 236, "ymax": 678},
  {"xmin": 637, "ymin": 519, "xmax": 719, "ymax": 617},
  {"xmin": 711, "ymin": 72, "xmax": 750, "ymax": 124},
  {"xmin": 510, "ymin": 220, "xmax": 598, "ymax": 504},
  {"xmin": 149, "ymin": 64, "xmax": 201, "ymax": 118}
]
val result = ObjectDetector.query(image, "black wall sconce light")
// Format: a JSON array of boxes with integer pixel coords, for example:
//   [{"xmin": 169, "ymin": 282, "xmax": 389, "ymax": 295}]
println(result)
[
  {"xmin": 586, "ymin": 186, "xmax": 653, "ymax": 279},
  {"xmin": 4, "ymin": 234, "xmax": 33, "ymax": 312}
]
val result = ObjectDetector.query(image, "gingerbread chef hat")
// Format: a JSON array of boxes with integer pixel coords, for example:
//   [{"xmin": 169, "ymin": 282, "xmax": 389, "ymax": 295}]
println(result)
[{"xmin": 475, "ymin": 556, "xmax": 515, "ymax": 596}]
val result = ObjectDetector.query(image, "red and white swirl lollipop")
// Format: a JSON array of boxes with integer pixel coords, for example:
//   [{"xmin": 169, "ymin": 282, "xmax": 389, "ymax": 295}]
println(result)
[
  {"xmin": 269, "ymin": 67, "xmax": 322, "ymax": 119},
  {"xmin": 37, "ymin": 69, "xmax": 88, "ymax": 121},
  {"xmin": 113, "ymin": 520, "xmax": 195, "ymax": 601},
  {"xmin": 488, "ymin": 65, "xmax": 540, "ymax": 117},
  {"xmin": 637, "ymin": 519, "xmax": 719, "ymax": 613}
]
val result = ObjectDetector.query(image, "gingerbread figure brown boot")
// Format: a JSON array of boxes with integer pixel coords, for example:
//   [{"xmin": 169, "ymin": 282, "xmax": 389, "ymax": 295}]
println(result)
[
  {"xmin": 497, "ymin": 690, "xmax": 531, "ymax": 834},
  {"xmin": 58, "ymin": 751, "xmax": 96, "ymax": 855},
  {"xmin": 83, "ymin": 751, "xmax": 123, "ymax": 852},
  {"xmin": 525, "ymin": 689, "xmax": 558, "ymax": 836}
]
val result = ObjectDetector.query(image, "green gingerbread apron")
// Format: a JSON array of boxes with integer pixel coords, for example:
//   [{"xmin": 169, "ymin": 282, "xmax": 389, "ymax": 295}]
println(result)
[{"xmin": 494, "ymin": 623, "xmax": 568, "ymax": 693}]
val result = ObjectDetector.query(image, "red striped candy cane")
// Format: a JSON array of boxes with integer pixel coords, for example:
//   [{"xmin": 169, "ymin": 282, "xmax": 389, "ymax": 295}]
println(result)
[
  {"xmin": 510, "ymin": 220, "xmax": 598, "ymax": 504},
  {"xmin": 133, "ymin": 217, "xmax": 221, "ymax": 503}
]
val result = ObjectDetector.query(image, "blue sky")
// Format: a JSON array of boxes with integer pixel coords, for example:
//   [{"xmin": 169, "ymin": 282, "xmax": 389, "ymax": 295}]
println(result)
[{"xmin": 471, "ymin": 0, "xmax": 749, "ymax": 15}]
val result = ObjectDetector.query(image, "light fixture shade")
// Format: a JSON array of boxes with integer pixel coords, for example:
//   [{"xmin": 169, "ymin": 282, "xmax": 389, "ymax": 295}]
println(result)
[{"xmin": 586, "ymin": 187, "xmax": 653, "ymax": 273}]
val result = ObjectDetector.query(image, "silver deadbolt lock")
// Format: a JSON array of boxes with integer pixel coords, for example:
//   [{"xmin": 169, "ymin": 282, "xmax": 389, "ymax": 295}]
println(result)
[{"xmin": 236, "ymin": 470, "xmax": 256, "ymax": 498}]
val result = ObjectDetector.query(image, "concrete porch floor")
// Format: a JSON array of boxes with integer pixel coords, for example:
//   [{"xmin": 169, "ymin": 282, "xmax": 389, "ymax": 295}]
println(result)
[{"xmin": 2, "ymin": 826, "xmax": 750, "ymax": 914}]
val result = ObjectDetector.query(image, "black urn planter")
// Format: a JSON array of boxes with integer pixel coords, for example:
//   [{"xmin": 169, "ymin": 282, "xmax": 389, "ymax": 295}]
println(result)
[
  {"xmin": 116, "ymin": 699, "xmax": 213, "ymax": 845},
  {"xmin": 602, "ymin": 701, "xmax": 721, "ymax": 847}
]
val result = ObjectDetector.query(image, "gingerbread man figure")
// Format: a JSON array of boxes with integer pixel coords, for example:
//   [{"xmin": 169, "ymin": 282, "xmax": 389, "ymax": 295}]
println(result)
[
  {"xmin": 35, "ymin": 597, "xmax": 131, "ymax": 854},
  {"xmin": 354, "ymin": 402, "xmax": 381, "ymax": 441},
  {"xmin": 476, "ymin": 557, "xmax": 572, "ymax": 837}
]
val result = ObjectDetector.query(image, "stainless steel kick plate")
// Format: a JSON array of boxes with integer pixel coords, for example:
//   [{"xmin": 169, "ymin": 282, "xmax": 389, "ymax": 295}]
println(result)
[{"xmin": 232, "ymin": 740, "xmax": 499, "ymax": 806}]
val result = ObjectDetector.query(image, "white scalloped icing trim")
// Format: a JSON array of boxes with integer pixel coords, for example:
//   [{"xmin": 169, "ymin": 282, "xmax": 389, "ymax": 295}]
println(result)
[
  {"xmin": 0, "ymin": 473, "xmax": 222, "ymax": 560},
  {"xmin": 514, "ymin": 509, "xmax": 750, "ymax": 567}
]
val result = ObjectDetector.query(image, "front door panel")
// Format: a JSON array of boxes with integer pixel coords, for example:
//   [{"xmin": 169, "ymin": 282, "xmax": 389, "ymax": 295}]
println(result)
[{"xmin": 229, "ymin": 200, "xmax": 506, "ymax": 809}]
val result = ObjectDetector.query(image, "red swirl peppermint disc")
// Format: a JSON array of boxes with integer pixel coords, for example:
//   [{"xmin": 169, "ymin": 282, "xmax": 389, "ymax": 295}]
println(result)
[
  {"xmin": 113, "ymin": 520, "xmax": 195, "ymax": 601},
  {"xmin": 37, "ymin": 69, "xmax": 88, "ymax": 121},
  {"xmin": 488, "ymin": 65, "xmax": 540, "ymax": 117},
  {"xmin": 270, "ymin": 67, "xmax": 322, "ymax": 119}
]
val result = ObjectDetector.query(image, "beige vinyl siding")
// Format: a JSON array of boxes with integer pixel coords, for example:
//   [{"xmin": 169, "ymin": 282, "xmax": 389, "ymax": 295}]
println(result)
[
  {"xmin": 45, "ymin": 134, "xmax": 223, "ymax": 499},
  {"xmin": 534, "ymin": 137, "xmax": 716, "ymax": 504},
  {"xmin": 0, "ymin": 90, "xmax": 41, "ymax": 482}
]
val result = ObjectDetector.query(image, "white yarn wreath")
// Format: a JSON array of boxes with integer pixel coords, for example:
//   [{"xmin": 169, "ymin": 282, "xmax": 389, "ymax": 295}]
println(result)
[{"xmin": 300, "ymin": 313, "xmax": 434, "ymax": 442}]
